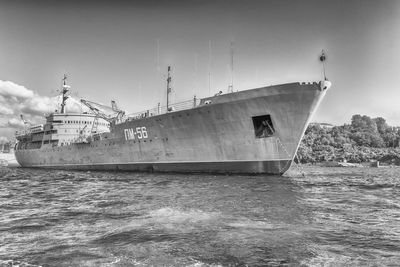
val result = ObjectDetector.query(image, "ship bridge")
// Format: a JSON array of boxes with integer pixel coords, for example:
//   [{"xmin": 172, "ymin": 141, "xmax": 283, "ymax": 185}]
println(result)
[{"xmin": 43, "ymin": 113, "xmax": 110, "ymax": 146}]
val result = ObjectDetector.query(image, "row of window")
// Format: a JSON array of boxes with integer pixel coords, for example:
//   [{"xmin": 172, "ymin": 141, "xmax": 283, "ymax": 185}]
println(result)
[
  {"xmin": 63, "ymin": 120, "xmax": 109, "ymax": 126},
  {"xmin": 45, "ymin": 130, "xmax": 57, "ymax": 135}
]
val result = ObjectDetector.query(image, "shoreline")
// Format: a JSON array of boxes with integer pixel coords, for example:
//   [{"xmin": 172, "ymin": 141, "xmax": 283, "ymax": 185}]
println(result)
[{"xmin": 299, "ymin": 161, "xmax": 399, "ymax": 168}]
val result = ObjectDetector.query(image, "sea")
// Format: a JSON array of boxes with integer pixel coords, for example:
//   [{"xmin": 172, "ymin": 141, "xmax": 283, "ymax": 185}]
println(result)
[{"xmin": 0, "ymin": 165, "xmax": 399, "ymax": 267}]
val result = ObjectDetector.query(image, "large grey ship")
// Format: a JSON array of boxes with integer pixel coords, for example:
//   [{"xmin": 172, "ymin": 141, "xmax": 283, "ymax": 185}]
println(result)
[{"xmin": 14, "ymin": 58, "xmax": 331, "ymax": 174}]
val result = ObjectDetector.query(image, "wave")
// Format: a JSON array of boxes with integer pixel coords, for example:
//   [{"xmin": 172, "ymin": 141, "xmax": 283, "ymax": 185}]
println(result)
[
  {"xmin": 0, "ymin": 259, "xmax": 41, "ymax": 267},
  {"xmin": 148, "ymin": 207, "xmax": 220, "ymax": 224}
]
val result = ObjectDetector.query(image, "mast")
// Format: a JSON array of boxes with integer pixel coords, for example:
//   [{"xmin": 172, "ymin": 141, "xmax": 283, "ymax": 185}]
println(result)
[
  {"xmin": 320, "ymin": 50, "xmax": 327, "ymax": 80},
  {"xmin": 208, "ymin": 40, "xmax": 212, "ymax": 95},
  {"xmin": 60, "ymin": 74, "xmax": 70, "ymax": 114},
  {"xmin": 167, "ymin": 66, "xmax": 172, "ymax": 111}
]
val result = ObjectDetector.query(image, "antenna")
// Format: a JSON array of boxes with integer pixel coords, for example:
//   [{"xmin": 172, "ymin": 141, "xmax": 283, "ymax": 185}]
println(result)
[
  {"xmin": 228, "ymin": 41, "xmax": 234, "ymax": 93},
  {"xmin": 208, "ymin": 40, "xmax": 212, "ymax": 95},
  {"xmin": 156, "ymin": 39, "xmax": 160, "ymax": 73},
  {"xmin": 166, "ymin": 66, "xmax": 172, "ymax": 111},
  {"xmin": 194, "ymin": 53, "xmax": 198, "ymax": 96}
]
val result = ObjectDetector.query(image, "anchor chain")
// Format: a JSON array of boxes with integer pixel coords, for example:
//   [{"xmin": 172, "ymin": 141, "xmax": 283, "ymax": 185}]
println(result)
[{"xmin": 275, "ymin": 137, "xmax": 306, "ymax": 177}]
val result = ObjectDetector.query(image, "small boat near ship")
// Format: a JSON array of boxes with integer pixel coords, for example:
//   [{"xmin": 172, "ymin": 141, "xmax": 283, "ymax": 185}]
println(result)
[{"xmin": 14, "ymin": 53, "xmax": 331, "ymax": 174}]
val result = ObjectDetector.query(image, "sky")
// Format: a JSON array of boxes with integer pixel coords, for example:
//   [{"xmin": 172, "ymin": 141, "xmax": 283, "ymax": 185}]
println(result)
[{"xmin": 1, "ymin": 0, "xmax": 400, "ymax": 141}]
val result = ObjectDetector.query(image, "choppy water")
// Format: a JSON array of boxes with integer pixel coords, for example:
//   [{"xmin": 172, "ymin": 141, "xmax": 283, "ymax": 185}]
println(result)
[{"xmin": 0, "ymin": 166, "xmax": 399, "ymax": 267}]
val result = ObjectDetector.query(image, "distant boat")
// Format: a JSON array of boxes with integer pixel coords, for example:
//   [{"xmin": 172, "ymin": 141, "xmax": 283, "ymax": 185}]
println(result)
[
  {"xmin": 14, "ymin": 58, "xmax": 331, "ymax": 174},
  {"xmin": 1, "ymin": 142, "xmax": 11, "ymax": 153}
]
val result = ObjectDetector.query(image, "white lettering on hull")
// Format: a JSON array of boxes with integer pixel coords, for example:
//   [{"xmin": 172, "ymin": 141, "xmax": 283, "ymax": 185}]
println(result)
[{"xmin": 124, "ymin": 127, "xmax": 148, "ymax": 140}]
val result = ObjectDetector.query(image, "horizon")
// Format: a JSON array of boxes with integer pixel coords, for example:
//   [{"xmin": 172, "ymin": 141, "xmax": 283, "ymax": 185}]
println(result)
[{"xmin": 1, "ymin": 0, "xmax": 400, "ymax": 141}]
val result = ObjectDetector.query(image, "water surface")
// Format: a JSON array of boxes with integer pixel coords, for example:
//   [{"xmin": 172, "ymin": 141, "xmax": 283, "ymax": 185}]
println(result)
[{"xmin": 0, "ymin": 166, "xmax": 399, "ymax": 266}]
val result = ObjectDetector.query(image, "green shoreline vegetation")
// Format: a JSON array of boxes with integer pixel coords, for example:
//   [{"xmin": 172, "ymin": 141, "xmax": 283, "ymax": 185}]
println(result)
[{"xmin": 297, "ymin": 115, "xmax": 400, "ymax": 165}]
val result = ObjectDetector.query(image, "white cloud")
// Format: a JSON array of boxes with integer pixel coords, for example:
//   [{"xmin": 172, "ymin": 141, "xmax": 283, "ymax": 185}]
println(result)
[
  {"xmin": 0, "ymin": 80, "xmax": 34, "ymax": 99},
  {"xmin": 7, "ymin": 118, "xmax": 25, "ymax": 128},
  {"xmin": 0, "ymin": 80, "xmax": 90, "ymax": 129},
  {"xmin": 0, "ymin": 106, "xmax": 13, "ymax": 115}
]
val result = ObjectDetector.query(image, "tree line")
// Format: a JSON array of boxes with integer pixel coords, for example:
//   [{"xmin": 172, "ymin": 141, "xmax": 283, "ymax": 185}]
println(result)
[{"xmin": 297, "ymin": 115, "xmax": 400, "ymax": 164}]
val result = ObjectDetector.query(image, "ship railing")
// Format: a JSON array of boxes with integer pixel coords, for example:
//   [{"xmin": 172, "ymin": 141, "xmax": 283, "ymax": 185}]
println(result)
[
  {"xmin": 15, "ymin": 129, "xmax": 30, "ymax": 137},
  {"xmin": 124, "ymin": 97, "xmax": 201, "ymax": 122}
]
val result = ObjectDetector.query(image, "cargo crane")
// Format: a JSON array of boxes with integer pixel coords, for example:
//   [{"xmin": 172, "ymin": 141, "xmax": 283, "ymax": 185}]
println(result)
[
  {"xmin": 80, "ymin": 99, "xmax": 125, "ymax": 133},
  {"xmin": 20, "ymin": 114, "xmax": 31, "ymax": 127}
]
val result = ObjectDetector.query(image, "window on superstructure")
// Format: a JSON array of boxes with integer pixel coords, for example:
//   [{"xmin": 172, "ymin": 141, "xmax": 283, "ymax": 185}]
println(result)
[{"xmin": 252, "ymin": 115, "xmax": 275, "ymax": 138}]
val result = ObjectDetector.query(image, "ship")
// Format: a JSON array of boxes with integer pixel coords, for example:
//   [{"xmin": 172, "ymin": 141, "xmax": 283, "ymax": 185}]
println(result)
[{"xmin": 14, "ymin": 56, "xmax": 331, "ymax": 175}]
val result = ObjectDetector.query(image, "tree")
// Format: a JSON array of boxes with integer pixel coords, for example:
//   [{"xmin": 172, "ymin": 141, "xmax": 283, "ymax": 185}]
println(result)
[{"xmin": 374, "ymin": 117, "xmax": 388, "ymax": 135}]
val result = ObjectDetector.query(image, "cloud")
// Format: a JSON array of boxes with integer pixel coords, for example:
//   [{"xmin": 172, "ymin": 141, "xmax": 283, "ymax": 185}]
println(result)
[
  {"xmin": 0, "ymin": 80, "xmax": 34, "ymax": 99},
  {"xmin": 0, "ymin": 80, "xmax": 89, "ymax": 128},
  {"xmin": 0, "ymin": 106, "xmax": 13, "ymax": 115},
  {"xmin": 7, "ymin": 118, "xmax": 25, "ymax": 128}
]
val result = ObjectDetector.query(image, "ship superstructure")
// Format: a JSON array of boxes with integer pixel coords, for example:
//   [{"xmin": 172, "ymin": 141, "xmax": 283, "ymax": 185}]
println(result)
[{"xmin": 15, "ymin": 78, "xmax": 110, "ymax": 152}]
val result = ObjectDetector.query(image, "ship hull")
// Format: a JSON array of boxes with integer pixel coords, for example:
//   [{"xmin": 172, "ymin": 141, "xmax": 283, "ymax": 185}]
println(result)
[
  {"xmin": 15, "ymin": 82, "xmax": 328, "ymax": 174},
  {"xmin": 25, "ymin": 160, "xmax": 292, "ymax": 174}
]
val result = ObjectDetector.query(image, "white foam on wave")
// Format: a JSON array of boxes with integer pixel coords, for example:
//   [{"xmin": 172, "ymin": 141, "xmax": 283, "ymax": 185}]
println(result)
[
  {"xmin": 0, "ymin": 259, "xmax": 42, "ymax": 267},
  {"xmin": 226, "ymin": 219, "xmax": 276, "ymax": 230},
  {"xmin": 107, "ymin": 255, "xmax": 223, "ymax": 267},
  {"xmin": 149, "ymin": 207, "xmax": 220, "ymax": 224},
  {"xmin": 146, "ymin": 207, "xmax": 221, "ymax": 232},
  {"xmin": 186, "ymin": 259, "xmax": 223, "ymax": 267}
]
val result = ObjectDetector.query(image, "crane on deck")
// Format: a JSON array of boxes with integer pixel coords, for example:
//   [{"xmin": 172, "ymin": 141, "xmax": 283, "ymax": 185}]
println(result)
[{"xmin": 80, "ymin": 99, "xmax": 125, "ymax": 133}]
